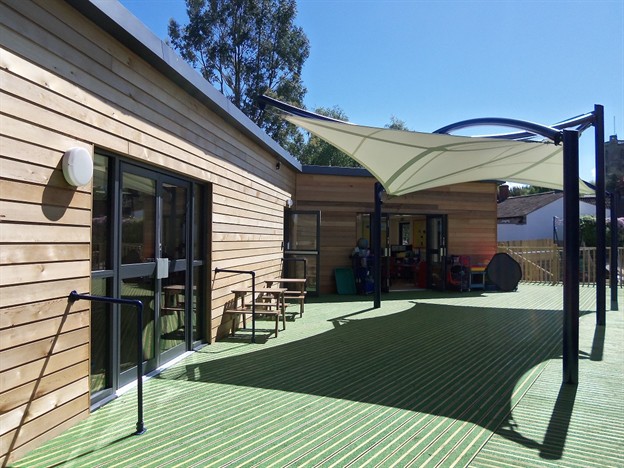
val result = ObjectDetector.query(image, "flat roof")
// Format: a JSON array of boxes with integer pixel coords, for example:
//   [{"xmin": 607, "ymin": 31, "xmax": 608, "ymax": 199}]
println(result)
[{"xmin": 65, "ymin": 0, "xmax": 302, "ymax": 172}]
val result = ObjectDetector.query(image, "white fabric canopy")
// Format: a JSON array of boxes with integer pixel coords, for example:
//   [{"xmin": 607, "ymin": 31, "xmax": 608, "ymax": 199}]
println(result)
[{"xmin": 286, "ymin": 115, "xmax": 594, "ymax": 196}]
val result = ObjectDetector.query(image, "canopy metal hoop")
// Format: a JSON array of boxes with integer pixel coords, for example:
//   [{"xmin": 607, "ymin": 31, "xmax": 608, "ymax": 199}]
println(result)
[{"xmin": 433, "ymin": 117, "xmax": 563, "ymax": 144}]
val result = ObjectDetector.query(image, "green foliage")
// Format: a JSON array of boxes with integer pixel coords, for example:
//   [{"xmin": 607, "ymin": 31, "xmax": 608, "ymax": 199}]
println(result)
[
  {"xmin": 385, "ymin": 116, "xmax": 411, "ymax": 131},
  {"xmin": 168, "ymin": 0, "xmax": 309, "ymax": 153},
  {"xmin": 508, "ymin": 185, "xmax": 553, "ymax": 197},
  {"xmin": 579, "ymin": 215, "xmax": 597, "ymax": 246},
  {"xmin": 297, "ymin": 106, "xmax": 361, "ymax": 167},
  {"xmin": 579, "ymin": 215, "xmax": 624, "ymax": 247}
]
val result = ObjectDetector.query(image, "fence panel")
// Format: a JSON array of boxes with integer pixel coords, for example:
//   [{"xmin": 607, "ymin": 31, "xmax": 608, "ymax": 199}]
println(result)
[{"xmin": 497, "ymin": 240, "xmax": 623, "ymax": 286}]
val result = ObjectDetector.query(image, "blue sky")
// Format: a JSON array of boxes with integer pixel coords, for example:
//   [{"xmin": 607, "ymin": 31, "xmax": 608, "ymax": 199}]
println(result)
[{"xmin": 119, "ymin": 0, "xmax": 623, "ymax": 182}]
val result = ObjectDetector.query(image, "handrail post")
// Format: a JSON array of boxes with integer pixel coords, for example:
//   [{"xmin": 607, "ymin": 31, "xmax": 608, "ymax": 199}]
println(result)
[
  {"xmin": 68, "ymin": 290, "xmax": 146, "ymax": 435},
  {"xmin": 214, "ymin": 268, "xmax": 256, "ymax": 342}
]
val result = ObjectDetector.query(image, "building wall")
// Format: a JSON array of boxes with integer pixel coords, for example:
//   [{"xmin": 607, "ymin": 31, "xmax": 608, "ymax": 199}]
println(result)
[
  {"xmin": 497, "ymin": 200, "xmax": 600, "ymax": 242},
  {"xmin": 0, "ymin": 0, "xmax": 295, "ymax": 464},
  {"xmin": 295, "ymin": 173, "xmax": 498, "ymax": 293}
]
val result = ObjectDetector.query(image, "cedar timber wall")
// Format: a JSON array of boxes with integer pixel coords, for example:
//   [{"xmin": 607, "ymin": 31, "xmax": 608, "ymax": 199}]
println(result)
[
  {"xmin": 295, "ymin": 173, "xmax": 498, "ymax": 293},
  {"xmin": 0, "ymin": 0, "xmax": 294, "ymax": 464}
]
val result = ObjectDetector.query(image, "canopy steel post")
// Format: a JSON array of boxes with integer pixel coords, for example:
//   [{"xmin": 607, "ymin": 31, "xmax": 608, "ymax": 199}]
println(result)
[
  {"xmin": 595, "ymin": 105, "xmax": 606, "ymax": 325},
  {"xmin": 373, "ymin": 182, "xmax": 383, "ymax": 309},
  {"xmin": 562, "ymin": 129, "xmax": 580, "ymax": 385},
  {"xmin": 611, "ymin": 192, "xmax": 619, "ymax": 310}
]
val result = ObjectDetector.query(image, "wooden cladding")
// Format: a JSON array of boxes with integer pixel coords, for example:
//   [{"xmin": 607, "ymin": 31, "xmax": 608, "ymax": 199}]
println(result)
[
  {"xmin": 296, "ymin": 174, "xmax": 498, "ymax": 293},
  {"xmin": 1, "ymin": 0, "xmax": 294, "ymax": 464}
]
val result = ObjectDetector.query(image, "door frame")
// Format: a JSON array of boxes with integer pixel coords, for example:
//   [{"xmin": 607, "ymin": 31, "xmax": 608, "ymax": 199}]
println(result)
[
  {"xmin": 284, "ymin": 210, "xmax": 321, "ymax": 296},
  {"xmin": 426, "ymin": 214, "xmax": 448, "ymax": 290},
  {"xmin": 90, "ymin": 151, "xmax": 205, "ymax": 408},
  {"xmin": 117, "ymin": 162, "xmax": 192, "ymax": 386}
]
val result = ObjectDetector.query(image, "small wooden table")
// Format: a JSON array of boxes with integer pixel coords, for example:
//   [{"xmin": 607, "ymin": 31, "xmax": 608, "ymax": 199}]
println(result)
[
  {"xmin": 228, "ymin": 287, "xmax": 287, "ymax": 338},
  {"xmin": 264, "ymin": 278, "xmax": 307, "ymax": 317}
]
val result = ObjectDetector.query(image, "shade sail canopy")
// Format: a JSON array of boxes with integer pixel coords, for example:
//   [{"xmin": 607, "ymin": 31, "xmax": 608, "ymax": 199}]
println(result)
[{"xmin": 286, "ymin": 115, "xmax": 594, "ymax": 196}]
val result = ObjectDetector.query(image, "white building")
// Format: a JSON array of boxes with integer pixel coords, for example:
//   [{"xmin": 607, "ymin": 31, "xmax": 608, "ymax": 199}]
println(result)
[{"xmin": 497, "ymin": 192, "xmax": 603, "ymax": 243}]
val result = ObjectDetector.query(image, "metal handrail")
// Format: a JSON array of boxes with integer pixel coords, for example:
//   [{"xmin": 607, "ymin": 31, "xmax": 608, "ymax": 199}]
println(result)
[
  {"xmin": 214, "ymin": 268, "xmax": 257, "ymax": 342},
  {"xmin": 68, "ymin": 290, "xmax": 146, "ymax": 435}
]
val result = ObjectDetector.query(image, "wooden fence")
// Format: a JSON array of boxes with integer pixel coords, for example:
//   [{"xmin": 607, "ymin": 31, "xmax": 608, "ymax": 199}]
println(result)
[{"xmin": 497, "ymin": 240, "xmax": 624, "ymax": 286}]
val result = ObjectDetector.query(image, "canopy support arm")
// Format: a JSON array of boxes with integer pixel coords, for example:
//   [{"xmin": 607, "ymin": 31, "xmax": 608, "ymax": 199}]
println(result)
[
  {"xmin": 434, "ymin": 117, "xmax": 563, "ymax": 144},
  {"xmin": 258, "ymin": 95, "xmax": 346, "ymax": 123}
]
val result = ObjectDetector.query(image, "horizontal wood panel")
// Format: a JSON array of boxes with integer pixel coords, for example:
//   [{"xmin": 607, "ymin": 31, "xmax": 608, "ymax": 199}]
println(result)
[
  {"xmin": 211, "ymin": 212, "xmax": 283, "ymax": 231},
  {"xmin": 0, "ymin": 260, "xmax": 91, "ymax": 287},
  {"xmin": 0, "ymin": 277, "xmax": 89, "ymax": 309},
  {"xmin": 0, "ymin": 244, "xmax": 89, "ymax": 266},
  {"xmin": 0, "ymin": 297, "xmax": 87, "ymax": 330},
  {"xmin": 0, "ymin": 344, "xmax": 89, "ymax": 393},
  {"xmin": 0, "ymin": 360, "xmax": 88, "ymax": 413},
  {"xmin": 0, "ymin": 310, "xmax": 89, "ymax": 350},
  {"xmin": 0, "ymin": 327, "xmax": 89, "ymax": 373},
  {"xmin": 211, "ymin": 247, "xmax": 283, "ymax": 263},
  {"xmin": 0, "ymin": 223, "xmax": 90, "ymax": 244},
  {"xmin": 1, "ymin": 397, "xmax": 88, "ymax": 466},
  {"xmin": 0, "ymin": 119, "xmax": 94, "ymax": 164},
  {"xmin": 0, "ymin": 377, "xmax": 87, "ymax": 436}
]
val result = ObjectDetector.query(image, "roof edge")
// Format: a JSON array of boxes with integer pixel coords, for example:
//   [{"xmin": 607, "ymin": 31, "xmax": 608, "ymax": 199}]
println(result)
[
  {"xmin": 301, "ymin": 165, "xmax": 372, "ymax": 177},
  {"xmin": 64, "ymin": 0, "xmax": 302, "ymax": 172}
]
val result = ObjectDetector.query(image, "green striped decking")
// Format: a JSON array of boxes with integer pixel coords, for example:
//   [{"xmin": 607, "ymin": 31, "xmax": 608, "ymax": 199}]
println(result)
[{"xmin": 12, "ymin": 285, "xmax": 624, "ymax": 467}]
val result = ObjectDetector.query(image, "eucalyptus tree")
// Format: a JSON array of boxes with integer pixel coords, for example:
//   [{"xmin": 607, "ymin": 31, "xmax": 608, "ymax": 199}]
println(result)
[
  {"xmin": 298, "ymin": 106, "xmax": 363, "ymax": 167},
  {"xmin": 168, "ymin": 0, "xmax": 309, "ymax": 153}
]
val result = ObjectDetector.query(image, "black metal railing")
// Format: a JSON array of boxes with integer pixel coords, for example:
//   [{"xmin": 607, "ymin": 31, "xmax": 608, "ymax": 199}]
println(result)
[{"xmin": 68, "ymin": 290, "xmax": 146, "ymax": 435}]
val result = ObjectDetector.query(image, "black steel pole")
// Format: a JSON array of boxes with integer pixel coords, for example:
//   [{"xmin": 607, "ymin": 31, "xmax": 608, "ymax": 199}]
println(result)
[
  {"xmin": 562, "ymin": 129, "xmax": 580, "ymax": 385},
  {"xmin": 595, "ymin": 104, "xmax": 606, "ymax": 325},
  {"xmin": 68, "ymin": 290, "xmax": 146, "ymax": 434},
  {"xmin": 611, "ymin": 192, "xmax": 619, "ymax": 310},
  {"xmin": 373, "ymin": 182, "xmax": 383, "ymax": 309}
]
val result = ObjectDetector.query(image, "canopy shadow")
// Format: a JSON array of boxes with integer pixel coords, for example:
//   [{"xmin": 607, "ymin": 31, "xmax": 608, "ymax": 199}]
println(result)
[{"xmin": 158, "ymin": 301, "xmax": 586, "ymax": 458}]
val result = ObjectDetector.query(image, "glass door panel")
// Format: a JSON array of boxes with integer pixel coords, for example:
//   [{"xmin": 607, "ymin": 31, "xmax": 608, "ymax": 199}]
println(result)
[
  {"xmin": 119, "ymin": 276, "xmax": 156, "ymax": 376},
  {"xmin": 427, "ymin": 215, "xmax": 447, "ymax": 290},
  {"xmin": 284, "ymin": 211, "xmax": 320, "ymax": 296},
  {"xmin": 160, "ymin": 181, "xmax": 188, "ymax": 357},
  {"xmin": 119, "ymin": 170, "xmax": 158, "ymax": 383},
  {"xmin": 121, "ymin": 173, "xmax": 156, "ymax": 265},
  {"xmin": 90, "ymin": 277, "xmax": 110, "ymax": 394}
]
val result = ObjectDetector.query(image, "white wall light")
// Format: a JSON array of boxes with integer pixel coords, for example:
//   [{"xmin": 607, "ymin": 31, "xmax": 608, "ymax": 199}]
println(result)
[{"xmin": 62, "ymin": 147, "xmax": 93, "ymax": 187}]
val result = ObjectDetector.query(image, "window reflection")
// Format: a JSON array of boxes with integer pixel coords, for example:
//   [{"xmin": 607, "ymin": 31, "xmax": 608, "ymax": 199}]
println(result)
[
  {"xmin": 121, "ymin": 173, "xmax": 155, "ymax": 264},
  {"xmin": 92, "ymin": 155, "xmax": 110, "ymax": 270}
]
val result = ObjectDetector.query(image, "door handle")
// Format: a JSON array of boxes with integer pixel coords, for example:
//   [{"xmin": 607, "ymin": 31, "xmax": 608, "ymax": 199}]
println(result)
[{"xmin": 156, "ymin": 258, "xmax": 169, "ymax": 279}]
